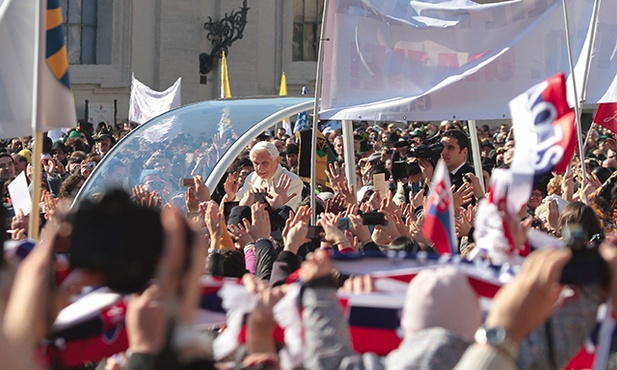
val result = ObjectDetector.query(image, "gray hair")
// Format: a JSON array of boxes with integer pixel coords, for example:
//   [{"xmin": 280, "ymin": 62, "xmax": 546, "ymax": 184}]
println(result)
[{"xmin": 250, "ymin": 141, "xmax": 279, "ymax": 160}]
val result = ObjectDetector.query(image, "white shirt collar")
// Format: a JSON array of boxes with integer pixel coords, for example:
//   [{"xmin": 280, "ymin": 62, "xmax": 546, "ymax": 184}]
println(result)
[{"xmin": 450, "ymin": 161, "xmax": 466, "ymax": 175}]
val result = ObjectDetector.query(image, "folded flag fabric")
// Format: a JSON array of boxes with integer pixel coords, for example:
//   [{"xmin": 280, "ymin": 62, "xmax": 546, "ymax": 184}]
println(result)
[
  {"xmin": 594, "ymin": 103, "xmax": 617, "ymax": 134},
  {"xmin": 39, "ymin": 257, "xmax": 597, "ymax": 370},
  {"xmin": 422, "ymin": 160, "xmax": 457, "ymax": 254}
]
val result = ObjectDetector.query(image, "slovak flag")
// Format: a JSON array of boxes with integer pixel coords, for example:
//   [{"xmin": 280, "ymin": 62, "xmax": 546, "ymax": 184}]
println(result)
[
  {"xmin": 422, "ymin": 160, "xmax": 457, "ymax": 254},
  {"xmin": 594, "ymin": 103, "xmax": 617, "ymax": 134},
  {"xmin": 507, "ymin": 73, "xmax": 576, "ymax": 215}
]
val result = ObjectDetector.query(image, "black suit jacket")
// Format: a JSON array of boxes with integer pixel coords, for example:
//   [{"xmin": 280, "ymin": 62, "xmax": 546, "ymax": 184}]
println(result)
[{"xmin": 450, "ymin": 163, "xmax": 475, "ymax": 191}]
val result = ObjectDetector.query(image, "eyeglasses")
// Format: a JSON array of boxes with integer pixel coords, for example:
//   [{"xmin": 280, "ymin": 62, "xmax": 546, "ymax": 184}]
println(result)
[{"xmin": 530, "ymin": 192, "xmax": 543, "ymax": 198}]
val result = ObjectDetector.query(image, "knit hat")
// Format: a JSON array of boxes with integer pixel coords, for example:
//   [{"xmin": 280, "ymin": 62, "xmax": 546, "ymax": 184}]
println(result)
[
  {"xmin": 18, "ymin": 149, "xmax": 32, "ymax": 164},
  {"xmin": 401, "ymin": 266, "xmax": 481, "ymax": 342}
]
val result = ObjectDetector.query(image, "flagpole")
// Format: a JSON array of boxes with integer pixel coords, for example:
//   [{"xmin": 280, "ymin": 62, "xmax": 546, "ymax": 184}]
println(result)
[
  {"xmin": 562, "ymin": 0, "xmax": 586, "ymax": 182},
  {"xmin": 578, "ymin": 0, "xmax": 601, "ymax": 105},
  {"xmin": 29, "ymin": 133, "xmax": 44, "ymax": 240},
  {"xmin": 467, "ymin": 120, "xmax": 485, "ymax": 193},
  {"xmin": 342, "ymin": 120, "xmax": 357, "ymax": 194},
  {"xmin": 576, "ymin": 0, "xmax": 601, "ymax": 158},
  {"xmin": 310, "ymin": 0, "xmax": 329, "ymax": 224},
  {"xmin": 28, "ymin": 0, "xmax": 45, "ymax": 240}
]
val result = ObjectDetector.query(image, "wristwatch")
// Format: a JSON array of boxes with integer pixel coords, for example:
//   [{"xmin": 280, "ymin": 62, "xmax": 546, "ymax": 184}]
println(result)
[{"xmin": 474, "ymin": 325, "xmax": 519, "ymax": 360}]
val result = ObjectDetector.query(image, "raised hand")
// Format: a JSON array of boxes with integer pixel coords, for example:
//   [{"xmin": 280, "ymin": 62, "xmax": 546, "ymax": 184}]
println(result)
[
  {"xmin": 42, "ymin": 191, "xmax": 60, "ymax": 223},
  {"xmin": 417, "ymin": 158, "xmax": 434, "ymax": 182},
  {"xmin": 391, "ymin": 213, "xmax": 410, "ymax": 238},
  {"xmin": 411, "ymin": 188, "xmax": 426, "ymax": 210},
  {"xmin": 299, "ymin": 250, "xmax": 335, "ymax": 282},
  {"xmin": 227, "ymin": 222, "xmax": 254, "ymax": 249},
  {"xmin": 11, "ymin": 209, "xmax": 29, "ymax": 232},
  {"xmin": 346, "ymin": 204, "xmax": 372, "ymax": 245},
  {"xmin": 339, "ymin": 180, "xmax": 357, "ymax": 207},
  {"xmin": 224, "ymin": 171, "xmax": 240, "ymax": 200},
  {"xmin": 452, "ymin": 182, "xmax": 474, "ymax": 209},
  {"xmin": 245, "ymin": 203, "xmax": 271, "ymax": 240},
  {"xmin": 203, "ymin": 201, "xmax": 224, "ymax": 249},
  {"xmin": 185, "ymin": 187, "xmax": 200, "ymax": 213},
  {"xmin": 126, "ymin": 284, "xmax": 167, "ymax": 355},
  {"xmin": 547, "ymin": 200, "xmax": 559, "ymax": 231},
  {"xmin": 464, "ymin": 173, "xmax": 485, "ymax": 199},
  {"xmin": 409, "ymin": 221, "xmax": 431, "ymax": 246},
  {"xmin": 318, "ymin": 212, "xmax": 349, "ymax": 248},
  {"xmin": 325, "ymin": 162, "xmax": 345, "ymax": 191},
  {"xmin": 282, "ymin": 205, "xmax": 311, "ymax": 254},
  {"xmin": 192, "ymin": 175, "xmax": 211, "ymax": 202},
  {"xmin": 486, "ymin": 248, "xmax": 571, "ymax": 345},
  {"xmin": 267, "ymin": 173, "xmax": 296, "ymax": 209},
  {"xmin": 246, "ymin": 285, "xmax": 288, "ymax": 358},
  {"xmin": 132, "ymin": 185, "xmax": 162, "ymax": 208},
  {"xmin": 455, "ymin": 207, "xmax": 473, "ymax": 238},
  {"xmin": 325, "ymin": 193, "xmax": 347, "ymax": 215},
  {"xmin": 367, "ymin": 191, "xmax": 382, "ymax": 211}
]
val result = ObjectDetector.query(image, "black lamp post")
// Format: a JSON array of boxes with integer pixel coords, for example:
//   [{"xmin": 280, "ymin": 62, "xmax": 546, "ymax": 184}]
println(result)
[{"xmin": 199, "ymin": 0, "xmax": 249, "ymax": 84}]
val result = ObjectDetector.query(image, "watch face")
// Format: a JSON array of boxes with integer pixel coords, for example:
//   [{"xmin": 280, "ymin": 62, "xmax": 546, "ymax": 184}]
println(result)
[{"xmin": 486, "ymin": 327, "xmax": 507, "ymax": 344}]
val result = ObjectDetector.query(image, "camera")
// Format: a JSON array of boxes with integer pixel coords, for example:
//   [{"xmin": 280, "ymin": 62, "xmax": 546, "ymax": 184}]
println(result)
[
  {"xmin": 179, "ymin": 177, "xmax": 195, "ymax": 187},
  {"xmin": 306, "ymin": 225, "xmax": 324, "ymax": 240},
  {"xmin": 69, "ymin": 189, "xmax": 192, "ymax": 294},
  {"xmin": 559, "ymin": 223, "xmax": 609, "ymax": 287},
  {"xmin": 337, "ymin": 217, "xmax": 352, "ymax": 231},
  {"xmin": 362, "ymin": 212, "xmax": 387, "ymax": 226},
  {"xmin": 407, "ymin": 142, "xmax": 444, "ymax": 159},
  {"xmin": 253, "ymin": 192, "xmax": 268, "ymax": 203}
]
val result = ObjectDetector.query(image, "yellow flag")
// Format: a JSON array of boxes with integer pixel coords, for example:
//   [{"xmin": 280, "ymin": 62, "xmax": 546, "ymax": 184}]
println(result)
[
  {"xmin": 279, "ymin": 72, "xmax": 287, "ymax": 96},
  {"xmin": 220, "ymin": 51, "xmax": 231, "ymax": 99},
  {"xmin": 279, "ymin": 72, "xmax": 291, "ymax": 133}
]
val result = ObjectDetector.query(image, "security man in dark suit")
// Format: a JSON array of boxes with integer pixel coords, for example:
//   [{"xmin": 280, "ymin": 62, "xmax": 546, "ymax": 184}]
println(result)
[{"xmin": 418, "ymin": 129, "xmax": 474, "ymax": 192}]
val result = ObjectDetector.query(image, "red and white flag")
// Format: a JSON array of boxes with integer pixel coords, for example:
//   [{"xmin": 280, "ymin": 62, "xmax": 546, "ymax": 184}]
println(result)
[
  {"xmin": 593, "ymin": 103, "xmax": 617, "ymax": 134},
  {"xmin": 507, "ymin": 73, "xmax": 576, "ymax": 215},
  {"xmin": 422, "ymin": 160, "xmax": 457, "ymax": 255}
]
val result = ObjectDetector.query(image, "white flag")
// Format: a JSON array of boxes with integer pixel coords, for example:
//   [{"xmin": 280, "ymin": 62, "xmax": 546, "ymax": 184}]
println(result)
[
  {"xmin": 572, "ymin": 0, "xmax": 617, "ymax": 104},
  {"xmin": 128, "ymin": 74, "xmax": 182, "ymax": 124},
  {"xmin": 319, "ymin": 0, "xmax": 595, "ymax": 121}
]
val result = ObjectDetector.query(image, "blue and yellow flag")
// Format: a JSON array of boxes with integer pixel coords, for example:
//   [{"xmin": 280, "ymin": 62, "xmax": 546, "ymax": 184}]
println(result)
[
  {"xmin": 39, "ymin": 0, "xmax": 76, "ymax": 132},
  {"xmin": 0, "ymin": 0, "xmax": 75, "ymax": 138},
  {"xmin": 46, "ymin": 0, "xmax": 70, "ymax": 89}
]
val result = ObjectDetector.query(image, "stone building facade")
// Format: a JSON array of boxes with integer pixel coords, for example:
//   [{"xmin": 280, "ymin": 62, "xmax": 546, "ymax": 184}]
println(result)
[{"xmin": 67, "ymin": 0, "xmax": 321, "ymax": 124}]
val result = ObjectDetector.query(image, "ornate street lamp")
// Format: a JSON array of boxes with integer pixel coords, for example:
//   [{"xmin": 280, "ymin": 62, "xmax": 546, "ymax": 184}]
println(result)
[{"xmin": 199, "ymin": 0, "xmax": 249, "ymax": 84}]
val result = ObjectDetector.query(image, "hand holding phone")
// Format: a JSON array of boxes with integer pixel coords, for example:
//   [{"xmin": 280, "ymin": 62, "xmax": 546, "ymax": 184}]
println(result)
[
  {"xmin": 253, "ymin": 192, "xmax": 268, "ymax": 204},
  {"xmin": 306, "ymin": 225, "xmax": 325, "ymax": 240},
  {"xmin": 179, "ymin": 178, "xmax": 195, "ymax": 187},
  {"xmin": 362, "ymin": 212, "xmax": 387, "ymax": 226}
]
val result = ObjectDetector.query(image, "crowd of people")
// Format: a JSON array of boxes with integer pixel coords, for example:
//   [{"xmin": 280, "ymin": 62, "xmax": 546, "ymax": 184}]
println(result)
[{"xmin": 1, "ymin": 116, "xmax": 617, "ymax": 370}]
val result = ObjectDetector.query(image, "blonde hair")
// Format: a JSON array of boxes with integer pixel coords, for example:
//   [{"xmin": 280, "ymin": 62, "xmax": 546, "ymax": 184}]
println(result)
[{"xmin": 546, "ymin": 175, "xmax": 563, "ymax": 195}]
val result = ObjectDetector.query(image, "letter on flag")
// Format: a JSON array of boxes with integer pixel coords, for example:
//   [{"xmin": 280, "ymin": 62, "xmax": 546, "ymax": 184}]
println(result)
[
  {"xmin": 593, "ymin": 103, "xmax": 617, "ymax": 134},
  {"xmin": 0, "ymin": 0, "xmax": 76, "ymax": 138},
  {"xmin": 507, "ymin": 73, "xmax": 576, "ymax": 215},
  {"xmin": 220, "ymin": 51, "xmax": 231, "ymax": 99},
  {"xmin": 422, "ymin": 160, "xmax": 457, "ymax": 255}
]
